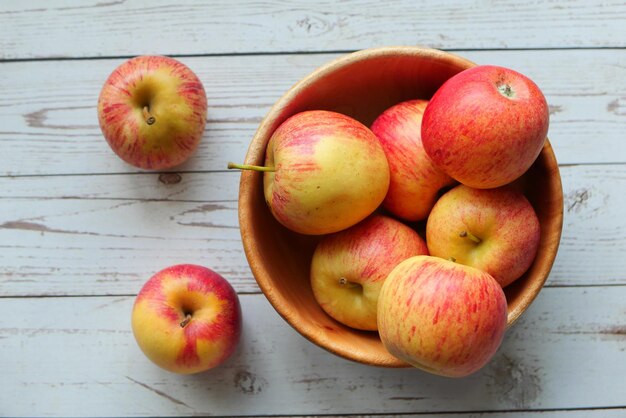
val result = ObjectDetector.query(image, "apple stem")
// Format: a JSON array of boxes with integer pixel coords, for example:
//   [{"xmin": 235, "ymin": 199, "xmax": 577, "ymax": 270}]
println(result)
[
  {"xmin": 143, "ymin": 106, "xmax": 156, "ymax": 125},
  {"xmin": 227, "ymin": 162, "xmax": 275, "ymax": 172},
  {"xmin": 180, "ymin": 314, "xmax": 192, "ymax": 328},
  {"xmin": 338, "ymin": 277, "xmax": 360, "ymax": 289},
  {"xmin": 460, "ymin": 230, "xmax": 482, "ymax": 244},
  {"xmin": 497, "ymin": 83, "xmax": 515, "ymax": 99},
  {"xmin": 448, "ymin": 257, "xmax": 457, "ymax": 262}
]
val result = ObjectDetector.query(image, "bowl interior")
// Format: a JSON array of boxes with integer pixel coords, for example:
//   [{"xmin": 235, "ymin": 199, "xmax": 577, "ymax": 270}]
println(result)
[{"xmin": 239, "ymin": 47, "xmax": 563, "ymax": 367}]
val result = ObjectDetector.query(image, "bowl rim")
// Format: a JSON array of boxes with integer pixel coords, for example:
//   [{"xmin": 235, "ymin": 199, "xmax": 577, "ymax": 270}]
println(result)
[
  {"xmin": 238, "ymin": 46, "xmax": 564, "ymax": 367},
  {"xmin": 242, "ymin": 46, "xmax": 478, "ymax": 169},
  {"xmin": 506, "ymin": 140, "xmax": 564, "ymax": 328}
]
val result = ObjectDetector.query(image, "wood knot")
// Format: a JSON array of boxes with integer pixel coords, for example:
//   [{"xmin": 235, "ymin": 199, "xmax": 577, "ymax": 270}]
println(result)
[
  {"xmin": 158, "ymin": 173, "xmax": 182, "ymax": 185},
  {"xmin": 234, "ymin": 370, "xmax": 268, "ymax": 394}
]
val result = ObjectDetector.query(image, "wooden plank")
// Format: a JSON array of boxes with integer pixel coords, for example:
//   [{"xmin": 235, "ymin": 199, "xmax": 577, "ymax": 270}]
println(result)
[
  {"xmin": 0, "ymin": 49, "xmax": 624, "ymax": 177},
  {"xmin": 1, "ymin": 1, "xmax": 624, "ymax": 59},
  {"xmin": 0, "ymin": 171, "xmax": 240, "ymax": 202},
  {"xmin": 553, "ymin": 164, "xmax": 626, "ymax": 287},
  {"xmin": 0, "ymin": 164, "xmax": 625, "ymax": 296},
  {"xmin": 0, "ymin": 197, "xmax": 252, "ymax": 295},
  {"xmin": 287, "ymin": 412, "xmax": 626, "ymax": 418},
  {"xmin": 0, "ymin": 287, "xmax": 624, "ymax": 416}
]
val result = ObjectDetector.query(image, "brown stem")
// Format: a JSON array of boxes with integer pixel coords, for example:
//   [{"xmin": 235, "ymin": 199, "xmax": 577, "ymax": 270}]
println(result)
[
  {"xmin": 497, "ymin": 83, "xmax": 515, "ymax": 98},
  {"xmin": 180, "ymin": 314, "xmax": 192, "ymax": 328},
  {"xmin": 143, "ymin": 106, "xmax": 156, "ymax": 125},
  {"xmin": 460, "ymin": 230, "xmax": 482, "ymax": 244},
  {"xmin": 227, "ymin": 162, "xmax": 275, "ymax": 172},
  {"xmin": 338, "ymin": 277, "xmax": 360, "ymax": 289}
]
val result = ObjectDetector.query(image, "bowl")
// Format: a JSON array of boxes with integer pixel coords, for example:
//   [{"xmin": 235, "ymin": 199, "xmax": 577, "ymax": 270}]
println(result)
[{"xmin": 237, "ymin": 46, "xmax": 563, "ymax": 367}]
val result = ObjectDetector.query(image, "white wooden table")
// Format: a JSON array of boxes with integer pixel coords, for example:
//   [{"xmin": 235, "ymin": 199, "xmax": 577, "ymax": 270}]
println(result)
[{"xmin": 1, "ymin": 1, "xmax": 625, "ymax": 416}]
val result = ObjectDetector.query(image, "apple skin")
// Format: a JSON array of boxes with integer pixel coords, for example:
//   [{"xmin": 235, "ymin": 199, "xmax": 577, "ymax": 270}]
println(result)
[
  {"xmin": 426, "ymin": 184, "xmax": 540, "ymax": 288},
  {"xmin": 263, "ymin": 110, "xmax": 390, "ymax": 235},
  {"xmin": 98, "ymin": 55, "xmax": 208, "ymax": 170},
  {"xmin": 377, "ymin": 255, "xmax": 507, "ymax": 377},
  {"xmin": 131, "ymin": 264, "xmax": 241, "ymax": 374},
  {"xmin": 371, "ymin": 99, "xmax": 455, "ymax": 221},
  {"xmin": 310, "ymin": 215, "xmax": 428, "ymax": 330},
  {"xmin": 421, "ymin": 65, "xmax": 549, "ymax": 189}
]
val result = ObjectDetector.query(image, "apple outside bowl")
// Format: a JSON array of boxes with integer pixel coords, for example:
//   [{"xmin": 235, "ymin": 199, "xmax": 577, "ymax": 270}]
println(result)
[{"xmin": 236, "ymin": 46, "xmax": 564, "ymax": 367}]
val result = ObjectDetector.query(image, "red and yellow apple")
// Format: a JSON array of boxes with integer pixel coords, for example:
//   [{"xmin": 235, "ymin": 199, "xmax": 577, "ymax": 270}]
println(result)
[
  {"xmin": 229, "ymin": 110, "xmax": 390, "ymax": 235},
  {"xmin": 426, "ymin": 184, "xmax": 540, "ymax": 288},
  {"xmin": 98, "ymin": 55, "xmax": 208, "ymax": 170},
  {"xmin": 422, "ymin": 65, "xmax": 549, "ymax": 188},
  {"xmin": 310, "ymin": 215, "xmax": 428, "ymax": 330},
  {"xmin": 131, "ymin": 264, "xmax": 241, "ymax": 374},
  {"xmin": 377, "ymin": 256, "xmax": 507, "ymax": 377},
  {"xmin": 371, "ymin": 99, "xmax": 455, "ymax": 221}
]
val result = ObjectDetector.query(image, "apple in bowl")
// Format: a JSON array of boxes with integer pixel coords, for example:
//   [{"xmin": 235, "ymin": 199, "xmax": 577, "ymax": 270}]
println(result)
[
  {"xmin": 229, "ymin": 110, "xmax": 390, "ymax": 235},
  {"xmin": 310, "ymin": 215, "xmax": 428, "ymax": 330},
  {"xmin": 131, "ymin": 264, "xmax": 241, "ymax": 374},
  {"xmin": 422, "ymin": 65, "xmax": 549, "ymax": 189},
  {"xmin": 371, "ymin": 99, "xmax": 455, "ymax": 221},
  {"xmin": 98, "ymin": 55, "xmax": 208, "ymax": 170},
  {"xmin": 426, "ymin": 184, "xmax": 541, "ymax": 288},
  {"xmin": 378, "ymin": 256, "xmax": 507, "ymax": 377}
]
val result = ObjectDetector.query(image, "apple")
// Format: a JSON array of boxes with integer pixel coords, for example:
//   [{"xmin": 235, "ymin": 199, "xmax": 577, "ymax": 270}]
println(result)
[
  {"xmin": 426, "ymin": 184, "xmax": 540, "ymax": 288},
  {"xmin": 377, "ymin": 255, "xmax": 507, "ymax": 377},
  {"xmin": 98, "ymin": 55, "xmax": 208, "ymax": 170},
  {"xmin": 131, "ymin": 264, "xmax": 241, "ymax": 374},
  {"xmin": 229, "ymin": 110, "xmax": 390, "ymax": 235},
  {"xmin": 371, "ymin": 99, "xmax": 455, "ymax": 221},
  {"xmin": 310, "ymin": 215, "xmax": 428, "ymax": 330},
  {"xmin": 421, "ymin": 65, "xmax": 549, "ymax": 189}
]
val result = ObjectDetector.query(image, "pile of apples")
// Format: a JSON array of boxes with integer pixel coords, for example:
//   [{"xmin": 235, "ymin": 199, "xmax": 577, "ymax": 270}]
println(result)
[
  {"xmin": 230, "ymin": 64, "xmax": 549, "ymax": 377},
  {"xmin": 96, "ymin": 55, "xmax": 548, "ymax": 377}
]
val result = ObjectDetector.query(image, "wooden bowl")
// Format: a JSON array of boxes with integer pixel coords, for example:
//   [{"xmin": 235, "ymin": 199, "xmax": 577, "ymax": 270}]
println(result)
[{"xmin": 237, "ymin": 46, "xmax": 563, "ymax": 367}]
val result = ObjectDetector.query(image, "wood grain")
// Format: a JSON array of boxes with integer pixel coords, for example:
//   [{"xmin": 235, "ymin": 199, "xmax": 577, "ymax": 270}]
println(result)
[
  {"xmin": 0, "ymin": 0, "xmax": 624, "ymax": 59},
  {"xmin": 0, "ymin": 196, "xmax": 250, "ymax": 295},
  {"xmin": 1, "ymin": 288, "xmax": 624, "ymax": 416},
  {"xmin": 0, "ymin": 164, "xmax": 623, "ymax": 297},
  {"xmin": 0, "ymin": 49, "xmax": 624, "ymax": 177}
]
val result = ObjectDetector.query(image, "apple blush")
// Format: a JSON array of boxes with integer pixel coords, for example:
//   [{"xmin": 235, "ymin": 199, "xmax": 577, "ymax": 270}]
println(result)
[
  {"xmin": 131, "ymin": 264, "xmax": 241, "ymax": 374},
  {"xmin": 98, "ymin": 55, "xmax": 208, "ymax": 170}
]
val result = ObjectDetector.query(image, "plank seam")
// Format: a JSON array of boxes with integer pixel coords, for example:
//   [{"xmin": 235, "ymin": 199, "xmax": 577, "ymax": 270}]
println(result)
[
  {"xmin": 1, "ymin": 284, "xmax": 626, "ymax": 299},
  {"xmin": 0, "ymin": 46, "xmax": 624, "ymax": 64},
  {"xmin": 145, "ymin": 404, "xmax": 626, "ymax": 417},
  {"xmin": 0, "ymin": 169, "xmax": 237, "ymax": 179},
  {"xmin": 1, "ymin": 162, "xmax": 625, "ymax": 180}
]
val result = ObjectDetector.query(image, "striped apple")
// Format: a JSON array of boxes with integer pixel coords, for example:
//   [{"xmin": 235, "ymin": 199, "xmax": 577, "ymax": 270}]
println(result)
[
  {"xmin": 371, "ymin": 99, "xmax": 455, "ymax": 221},
  {"xmin": 426, "ymin": 184, "xmax": 540, "ymax": 288},
  {"xmin": 98, "ymin": 55, "xmax": 207, "ymax": 169},
  {"xmin": 421, "ymin": 65, "xmax": 549, "ymax": 189},
  {"xmin": 310, "ymin": 215, "xmax": 428, "ymax": 330},
  {"xmin": 229, "ymin": 110, "xmax": 390, "ymax": 235},
  {"xmin": 131, "ymin": 264, "xmax": 241, "ymax": 374},
  {"xmin": 378, "ymin": 256, "xmax": 507, "ymax": 377}
]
